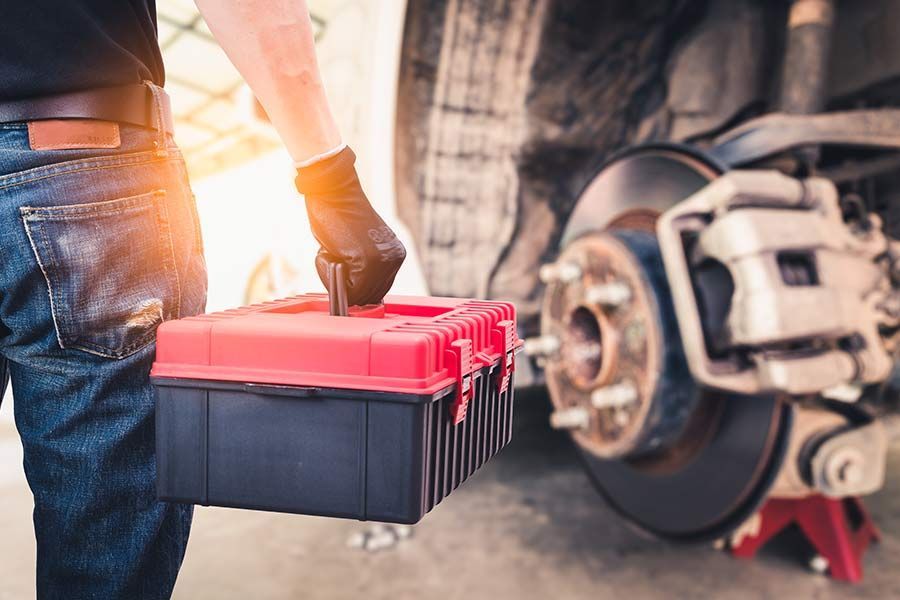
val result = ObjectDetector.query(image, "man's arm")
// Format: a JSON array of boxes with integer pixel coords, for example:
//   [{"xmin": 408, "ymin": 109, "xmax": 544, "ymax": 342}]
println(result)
[
  {"xmin": 193, "ymin": 0, "xmax": 406, "ymax": 305},
  {"xmin": 194, "ymin": 0, "xmax": 340, "ymax": 164}
]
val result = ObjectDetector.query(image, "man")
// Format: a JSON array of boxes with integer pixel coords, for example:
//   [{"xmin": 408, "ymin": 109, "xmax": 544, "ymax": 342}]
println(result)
[{"xmin": 0, "ymin": 1, "xmax": 405, "ymax": 597}]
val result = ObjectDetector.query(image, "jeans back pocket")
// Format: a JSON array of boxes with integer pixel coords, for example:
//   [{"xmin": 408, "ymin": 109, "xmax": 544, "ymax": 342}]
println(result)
[{"xmin": 21, "ymin": 190, "xmax": 180, "ymax": 358}]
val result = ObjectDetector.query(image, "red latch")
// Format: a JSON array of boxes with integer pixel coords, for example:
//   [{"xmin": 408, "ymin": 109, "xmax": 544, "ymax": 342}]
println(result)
[
  {"xmin": 447, "ymin": 339, "xmax": 475, "ymax": 425},
  {"xmin": 492, "ymin": 320, "xmax": 516, "ymax": 394}
]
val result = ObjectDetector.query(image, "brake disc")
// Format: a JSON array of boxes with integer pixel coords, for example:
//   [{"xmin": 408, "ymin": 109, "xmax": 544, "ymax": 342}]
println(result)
[{"xmin": 543, "ymin": 145, "xmax": 792, "ymax": 542}]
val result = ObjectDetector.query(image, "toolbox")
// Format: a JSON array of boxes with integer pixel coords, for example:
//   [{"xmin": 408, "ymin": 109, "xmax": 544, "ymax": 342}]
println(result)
[{"xmin": 151, "ymin": 268, "xmax": 521, "ymax": 524}]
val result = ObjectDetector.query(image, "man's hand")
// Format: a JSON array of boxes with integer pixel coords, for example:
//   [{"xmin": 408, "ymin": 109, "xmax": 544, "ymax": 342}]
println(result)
[
  {"xmin": 195, "ymin": 1, "xmax": 406, "ymax": 303},
  {"xmin": 295, "ymin": 147, "xmax": 406, "ymax": 306}
]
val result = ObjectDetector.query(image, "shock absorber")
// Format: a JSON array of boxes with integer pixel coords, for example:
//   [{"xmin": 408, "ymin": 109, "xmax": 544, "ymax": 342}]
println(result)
[{"xmin": 780, "ymin": 0, "xmax": 836, "ymax": 168}]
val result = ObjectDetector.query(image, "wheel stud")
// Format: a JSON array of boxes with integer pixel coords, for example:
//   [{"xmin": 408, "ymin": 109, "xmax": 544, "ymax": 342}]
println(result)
[
  {"xmin": 550, "ymin": 407, "xmax": 590, "ymax": 430},
  {"xmin": 539, "ymin": 261, "xmax": 582, "ymax": 284},
  {"xmin": 523, "ymin": 335, "xmax": 561, "ymax": 358},
  {"xmin": 591, "ymin": 380, "xmax": 638, "ymax": 409},
  {"xmin": 585, "ymin": 281, "xmax": 631, "ymax": 308}
]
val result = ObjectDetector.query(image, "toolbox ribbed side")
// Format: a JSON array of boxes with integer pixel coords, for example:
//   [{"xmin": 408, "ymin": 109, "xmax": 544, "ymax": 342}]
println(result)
[{"xmin": 424, "ymin": 370, "xmax": 516, "ymax": 513}]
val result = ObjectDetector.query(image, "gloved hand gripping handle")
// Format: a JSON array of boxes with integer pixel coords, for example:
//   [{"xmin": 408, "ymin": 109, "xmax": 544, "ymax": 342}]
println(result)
[{"xmin": 295, "ymin": 146, "xmax": 407, "ymax": 307}]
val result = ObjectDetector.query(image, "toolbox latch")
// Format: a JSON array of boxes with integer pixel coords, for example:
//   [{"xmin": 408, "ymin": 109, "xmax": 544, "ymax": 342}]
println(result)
[
  {"xmin": 447, "ymin": 339, "xmax": 475, "ymax": 425},
  {"xmin": 492, "ymin": 320, "xmax": 517, "ymax": 394}
]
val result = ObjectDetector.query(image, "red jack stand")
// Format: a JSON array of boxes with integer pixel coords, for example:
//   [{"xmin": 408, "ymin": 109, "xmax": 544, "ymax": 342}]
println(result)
[{"xmin": 731, "ymin": 495, "xmax": 880, "ymax": 583}]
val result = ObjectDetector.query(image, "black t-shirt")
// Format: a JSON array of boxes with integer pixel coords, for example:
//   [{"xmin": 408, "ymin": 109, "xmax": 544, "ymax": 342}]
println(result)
[{"xmin": 0, "ymin": 1, "xmax": 164, "ymax": 100}]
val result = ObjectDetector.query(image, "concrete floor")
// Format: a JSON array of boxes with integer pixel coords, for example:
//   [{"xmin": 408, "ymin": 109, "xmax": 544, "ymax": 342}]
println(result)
[{"xmin": 0, "ymin": 390, "xmax": 899, "ymax": 599}]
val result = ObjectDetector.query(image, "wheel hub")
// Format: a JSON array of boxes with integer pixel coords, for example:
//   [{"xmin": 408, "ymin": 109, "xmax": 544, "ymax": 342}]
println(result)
[{"xmin": 541, "ymin": 231, "xmax": 697, "ymax": 460}]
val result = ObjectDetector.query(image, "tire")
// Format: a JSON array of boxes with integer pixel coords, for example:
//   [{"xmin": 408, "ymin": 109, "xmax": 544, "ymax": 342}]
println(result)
[{"xmin": 394, "ymin": 0, "xmax": 738, "ymax": 334}]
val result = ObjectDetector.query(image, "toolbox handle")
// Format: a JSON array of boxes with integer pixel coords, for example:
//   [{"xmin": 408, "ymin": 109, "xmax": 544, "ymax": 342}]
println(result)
[
  {"xmin": 326, "ymin": 261, "xmax": 349, "ymax": 317},
  {"xmin": 324, "ymin": 259, "xmax": 387, "ymax": 318},
  {"xmin": 244, "ymin": 382, "xmax": 321, "ymax": 397}
]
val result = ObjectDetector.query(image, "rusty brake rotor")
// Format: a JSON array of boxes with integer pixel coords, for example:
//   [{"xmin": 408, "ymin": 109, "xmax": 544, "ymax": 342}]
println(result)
[{"xmin": 538, "ymin": 145, "xmax": 792, "ymax": 541}]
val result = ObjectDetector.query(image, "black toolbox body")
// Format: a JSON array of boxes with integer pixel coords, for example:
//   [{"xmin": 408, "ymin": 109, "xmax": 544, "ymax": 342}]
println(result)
[{"xmin": 152, "ymin": 294, "xmax": 520, "ymax": 523}]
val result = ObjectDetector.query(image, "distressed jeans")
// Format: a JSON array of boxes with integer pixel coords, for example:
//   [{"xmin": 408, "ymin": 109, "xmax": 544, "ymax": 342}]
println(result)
[{"xmin": 0, "ymin": 117, "xmax": 207, "ymax": 598}]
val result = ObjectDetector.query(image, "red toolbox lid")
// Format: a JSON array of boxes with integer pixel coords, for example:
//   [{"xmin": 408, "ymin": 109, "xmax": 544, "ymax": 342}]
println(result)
[{"xmin": 151, "ymin": 294, "xmax": 521, "ymax": 402}]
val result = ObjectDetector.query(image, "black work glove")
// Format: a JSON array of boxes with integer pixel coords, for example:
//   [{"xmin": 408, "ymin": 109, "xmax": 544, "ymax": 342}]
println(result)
[{"xmin": 295, "ymin": 147, "xmax": 406, "ymax": 306}]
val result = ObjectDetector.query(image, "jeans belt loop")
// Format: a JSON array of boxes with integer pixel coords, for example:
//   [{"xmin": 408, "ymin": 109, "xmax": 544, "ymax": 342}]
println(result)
[{"xmin": 143, "ymin": 80, "xmax": 174, "ymax": 154}]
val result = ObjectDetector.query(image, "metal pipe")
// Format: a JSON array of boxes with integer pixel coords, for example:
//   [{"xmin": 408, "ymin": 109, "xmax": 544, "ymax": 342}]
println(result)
[
  {"xmin": 779, "ymin": 0, "xmax": 836, "ymax": 168},
  {"xmin": 779, "ymin": 0, "xmax": 835, "ymax": 115}
]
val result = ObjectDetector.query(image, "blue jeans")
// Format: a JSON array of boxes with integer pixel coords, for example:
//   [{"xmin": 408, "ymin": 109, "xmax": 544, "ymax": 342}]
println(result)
[{"xmin": 0, "ymin": 117, "xmax": 207, "ymax": 598}]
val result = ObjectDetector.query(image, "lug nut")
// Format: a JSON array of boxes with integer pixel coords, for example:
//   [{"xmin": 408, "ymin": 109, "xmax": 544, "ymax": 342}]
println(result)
[
  {"xmin": 539, "ymin": 261, "xmax": 582, "ymax": 284},
  {"xmin": 585, "ymin": 281, "xmax": 632, "ymax": 308},
  {"xmin": 523, "ymin": 335, "xmax": 561, "ymax": 358},
  {"xmin": 550, "ymin": 407, "xmax": 590, "ymax": 430},
  {"xmin": 591, "ymin": 381, "xmax": 638, "ymax": 410}
]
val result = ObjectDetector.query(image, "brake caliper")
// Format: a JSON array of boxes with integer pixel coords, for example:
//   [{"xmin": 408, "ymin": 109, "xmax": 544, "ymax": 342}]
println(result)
[{"xmin": 657, "ymin": 170, "xmax": 899, "ymax": 397}]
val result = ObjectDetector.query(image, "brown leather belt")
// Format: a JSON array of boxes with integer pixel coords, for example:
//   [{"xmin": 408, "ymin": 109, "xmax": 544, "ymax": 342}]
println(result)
[{"xmin": 0, "ymin": 84, "xmax": 174, "ymax": 133}]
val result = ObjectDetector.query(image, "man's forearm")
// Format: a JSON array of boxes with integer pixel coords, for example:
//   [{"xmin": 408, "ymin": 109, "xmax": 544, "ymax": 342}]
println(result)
[{"xmin": 194, "ymin": 0, "xmax": 342, "ymax": 163}]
